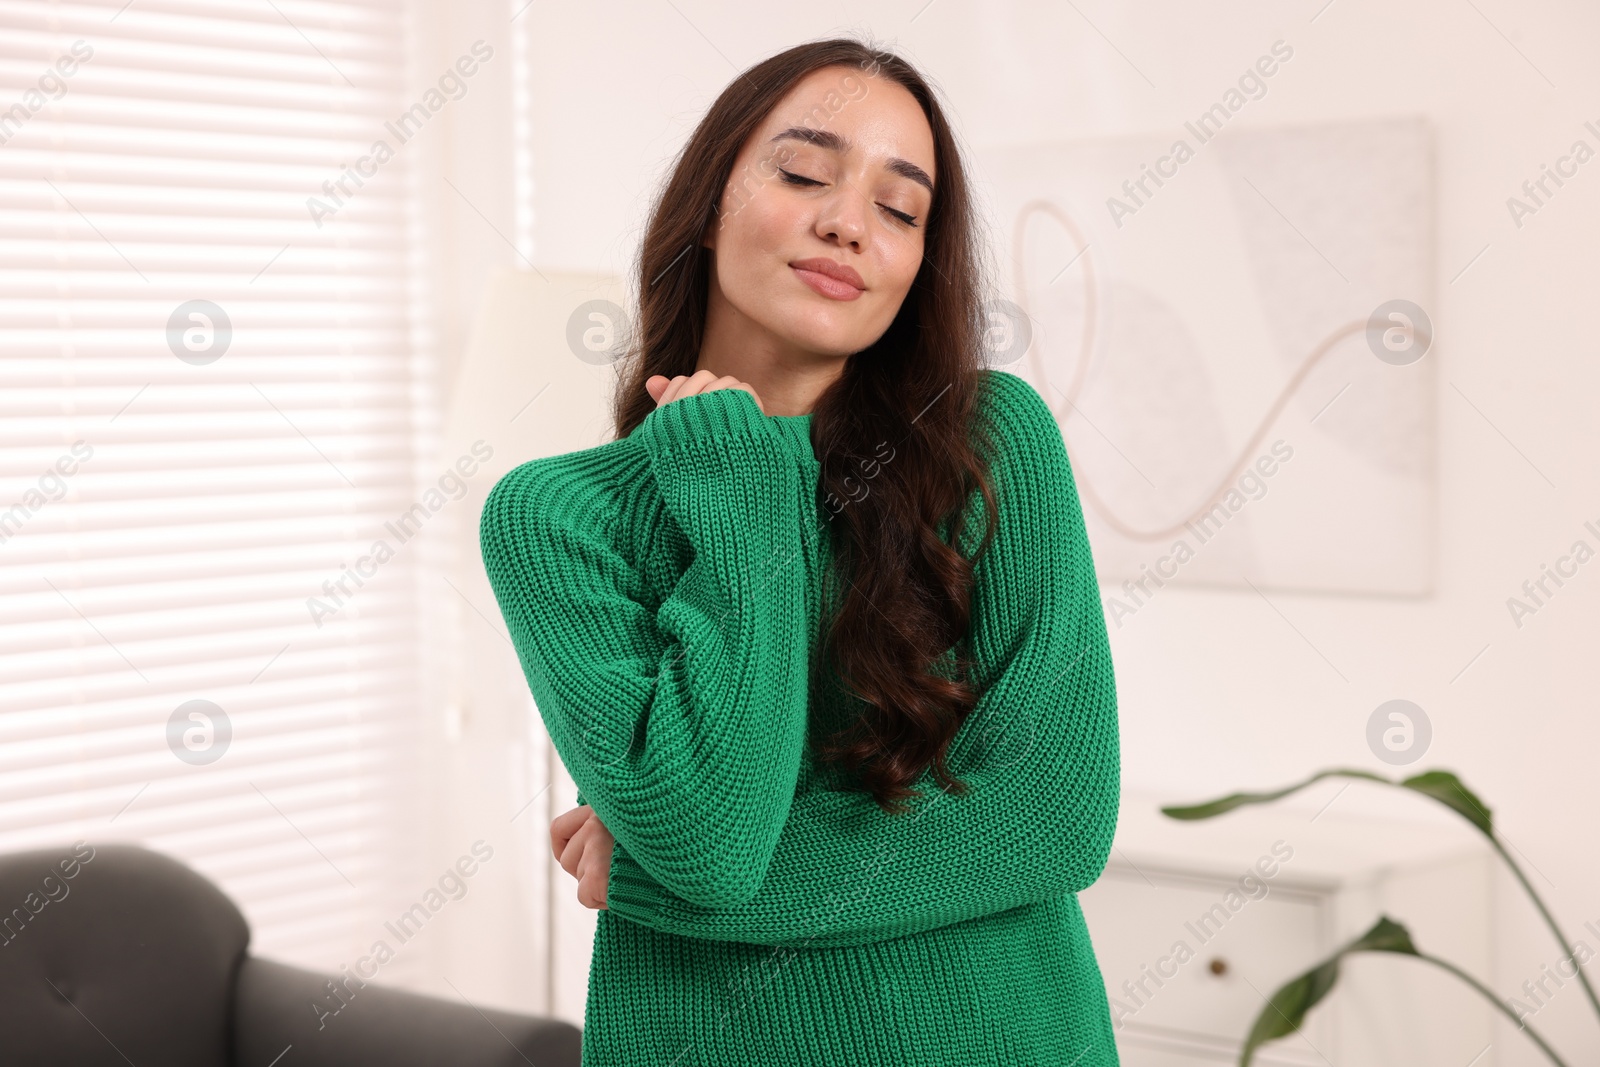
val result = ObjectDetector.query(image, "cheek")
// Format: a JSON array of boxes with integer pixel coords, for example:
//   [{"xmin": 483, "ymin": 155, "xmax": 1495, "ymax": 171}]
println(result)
[
  {"xmin": 716, "ymin": 199, "xmax": 803, "ymax": 291},
  {"xmin": 745, "ymin": 195, "xmax": 809, "ymax": 257},
  {"xmin": 878, "ymin": 237, "xmax": 924, "ymax": 303}
]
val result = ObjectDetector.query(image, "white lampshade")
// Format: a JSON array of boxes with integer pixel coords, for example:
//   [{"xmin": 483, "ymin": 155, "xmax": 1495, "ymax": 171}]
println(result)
[{"xmin": 441, "ymin": 267, "xmax": 630, "ymax": 483}]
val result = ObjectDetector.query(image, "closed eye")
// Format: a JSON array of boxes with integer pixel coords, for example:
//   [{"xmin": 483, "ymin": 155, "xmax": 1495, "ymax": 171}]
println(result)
[
  {"xmin": 778, "ymin": 168, "xmax": 823, "ymax": 188},
  {"xmin": 777, "ymin": 169, "xmax": 920, "ymax": 228}
]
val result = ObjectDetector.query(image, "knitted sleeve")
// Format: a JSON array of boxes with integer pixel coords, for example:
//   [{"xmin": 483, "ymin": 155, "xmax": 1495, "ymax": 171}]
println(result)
[
  {"xmin": 479, "ymin": 387, "xmax": 813, "ymax": 910},
  {"xmin": 602, "ymin": 371, "xmax": 1121, "ymax": 948}
]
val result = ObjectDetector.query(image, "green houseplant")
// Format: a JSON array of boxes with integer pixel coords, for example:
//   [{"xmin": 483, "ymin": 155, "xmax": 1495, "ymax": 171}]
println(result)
[{"xmin": 1162, "ymin": 769, "xmax": 1597, "ymax": 1066}]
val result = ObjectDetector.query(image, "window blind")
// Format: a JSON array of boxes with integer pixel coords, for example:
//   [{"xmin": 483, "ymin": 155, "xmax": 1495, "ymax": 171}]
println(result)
[{"xmin": 0, "ymin": 0, "xmax": 435, "ymax": 974}]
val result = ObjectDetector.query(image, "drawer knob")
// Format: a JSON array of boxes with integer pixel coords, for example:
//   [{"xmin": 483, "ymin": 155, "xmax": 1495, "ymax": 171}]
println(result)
[{"xmin": 1208, "ymin": 957, "xmax": 1228, "ymax": 976}]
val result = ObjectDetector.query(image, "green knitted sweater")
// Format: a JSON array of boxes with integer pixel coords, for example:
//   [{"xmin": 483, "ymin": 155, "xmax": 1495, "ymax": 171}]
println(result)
[{"xmin": 480, "ymin": 369, "xmax": 1121, "ymax": 1066}]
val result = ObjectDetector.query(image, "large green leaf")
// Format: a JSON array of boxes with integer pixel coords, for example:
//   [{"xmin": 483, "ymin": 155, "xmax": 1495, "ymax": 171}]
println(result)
[
  {"xmin": 1398, "ymin": 770, "xmax": 1493, "ymax": 834},
  {"xmin": 1165, "ymin": 770, "xmax": 1584, "ymax": 1065},
  {"xmin": 1161, "ymin": 767, "xmax": 1493, "ymax": 838},
  {"xmin": 1160, "ymin": 768, "xmax": 1386, "ymax": 821},
  {"xmin": 1241, "ymin": 917, "xmax": 1418, "ymax": 1066}
]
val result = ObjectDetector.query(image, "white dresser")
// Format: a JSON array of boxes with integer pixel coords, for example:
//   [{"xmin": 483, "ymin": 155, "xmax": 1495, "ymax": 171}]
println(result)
[{"xmin": 1079, "ymin": 786, "xmax": 1495, "ymax": 1065}]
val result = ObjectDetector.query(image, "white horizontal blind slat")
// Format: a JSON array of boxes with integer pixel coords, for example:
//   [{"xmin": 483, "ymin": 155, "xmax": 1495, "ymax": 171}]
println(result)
[{"xmin": 0, "ymin": 0, "xmax": 431, "ymax": 973}]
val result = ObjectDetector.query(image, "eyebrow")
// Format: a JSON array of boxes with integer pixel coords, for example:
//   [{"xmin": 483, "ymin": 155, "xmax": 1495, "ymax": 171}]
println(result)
[{"xmin": 767, "ymin": 126, "xmax": 935, "ymax": 195}]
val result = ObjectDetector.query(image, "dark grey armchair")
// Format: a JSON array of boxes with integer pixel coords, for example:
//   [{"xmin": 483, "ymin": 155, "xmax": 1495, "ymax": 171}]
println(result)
[{"xmin": 0, "ymin": 842, "xmax": 582, "ymax": 1066}]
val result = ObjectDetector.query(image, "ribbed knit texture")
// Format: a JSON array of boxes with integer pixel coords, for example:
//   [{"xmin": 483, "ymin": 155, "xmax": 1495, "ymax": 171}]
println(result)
[{"xmin": 480, "ymin": 370, "xmax": 1121, "ymax": 1066}]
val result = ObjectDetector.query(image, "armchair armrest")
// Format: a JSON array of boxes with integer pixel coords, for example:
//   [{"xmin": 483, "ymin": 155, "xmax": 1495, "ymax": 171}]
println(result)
[{"xmin": 232, "ymin": 955, "xmax": 581, "ymax": 1067}]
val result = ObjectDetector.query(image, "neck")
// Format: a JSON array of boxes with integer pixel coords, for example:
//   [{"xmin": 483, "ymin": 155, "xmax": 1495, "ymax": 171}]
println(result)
[{"xmin": 697, "ymin": 293, "xmax": 847, "ymax": 416}]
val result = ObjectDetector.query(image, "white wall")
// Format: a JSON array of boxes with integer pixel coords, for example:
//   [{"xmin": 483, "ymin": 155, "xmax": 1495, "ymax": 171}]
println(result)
[{"xmin": 406, "ymin": 2, "xmax": 1600, "ymax": 1061}]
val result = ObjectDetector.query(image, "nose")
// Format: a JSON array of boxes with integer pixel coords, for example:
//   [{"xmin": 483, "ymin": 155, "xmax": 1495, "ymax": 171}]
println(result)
[{"xmin": 813, "ymin": 182, "xmax": 869, "ymax": 250}]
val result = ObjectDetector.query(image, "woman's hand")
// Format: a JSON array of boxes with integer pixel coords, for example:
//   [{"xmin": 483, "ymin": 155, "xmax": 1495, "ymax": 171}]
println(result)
[
  {"xmin": 647, "ymin": 369, "xmax": 766, "ymax": 414},
  {"xmin": 551, "ymin": 804, "xmax": 614, "ymax": 910}
]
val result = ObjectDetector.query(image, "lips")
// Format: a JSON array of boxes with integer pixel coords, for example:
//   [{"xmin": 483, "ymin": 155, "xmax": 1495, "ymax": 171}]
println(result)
[{"xmin": 789, "ymin": 258, "xmax": 865, "ymax": 290}]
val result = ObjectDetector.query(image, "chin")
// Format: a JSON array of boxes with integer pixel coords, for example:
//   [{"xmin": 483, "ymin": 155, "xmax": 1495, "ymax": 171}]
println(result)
[
  {"xmin": 780, "ymin": 327, "xmax": 870, "ymax": 360},
  {"xmin": 768, "ymin": 305, "xmax": 877, "ymax": 358}
]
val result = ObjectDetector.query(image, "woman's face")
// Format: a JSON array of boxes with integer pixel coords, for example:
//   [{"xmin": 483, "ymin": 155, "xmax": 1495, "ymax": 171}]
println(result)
[{"xmin": 702, "ymin": 66, "xmax": 936, "ymax": 361}]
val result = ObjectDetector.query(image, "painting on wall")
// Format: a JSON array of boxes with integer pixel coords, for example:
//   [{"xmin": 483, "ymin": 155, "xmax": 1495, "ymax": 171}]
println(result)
[{"xmin": 981, "ymin": 117, "xmax": 1436, "ymax": 603}]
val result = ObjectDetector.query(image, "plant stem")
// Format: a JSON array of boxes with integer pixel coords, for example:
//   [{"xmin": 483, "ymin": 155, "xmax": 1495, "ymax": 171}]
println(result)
[
  {"xmin": 1486, "ymin": 834, "xmax": 1600, "ymax": 1024},
  {"xmin": 1416, "ymin": 950, "xmax": 1571, "ymax": 1067}
]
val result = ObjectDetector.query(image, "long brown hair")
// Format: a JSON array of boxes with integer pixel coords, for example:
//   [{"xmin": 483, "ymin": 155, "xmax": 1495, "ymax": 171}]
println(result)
[{"xmin": 611, "ymin": 35, "xmax": 1001, "ymax": 815}]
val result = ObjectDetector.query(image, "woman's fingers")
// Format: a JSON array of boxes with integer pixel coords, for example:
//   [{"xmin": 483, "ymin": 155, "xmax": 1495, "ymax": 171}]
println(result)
[
  {"xmin": 574, "ymin": 818, "xmax": 615, "ymax": 910},
  {"xmin": 550, "ymin": 804, "xmax": 592, "ymax": 863},
  {"xmin": 647, "ymin": 370, "xmax": 766, "ymax": 414},
  {"xmin": 660, "ymin": 369, "xmax": 716, "ymax": 405},
  {"xmin": 679, "ymin": 371, "xmax": 727, "ymax": 399},
  {"xmin": 550, "ymin": 809, "xmax": 614, "ymax": 910},
  {"xmin": 574, "ymin": 841, "xmax": 599, "ymax": 908},
  {"xmin": 558, "ymin": 817, "xmax": 594, "ymax": 878},
  {"xmin": 653, "ymin": 371, "xmax": 689, "ymax": 406}
]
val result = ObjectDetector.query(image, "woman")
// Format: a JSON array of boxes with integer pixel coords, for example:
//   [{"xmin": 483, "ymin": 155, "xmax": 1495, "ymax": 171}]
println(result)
[{"xmin": 480, "ymin": 35, "xmax": 1121, "ymax": 1066}]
